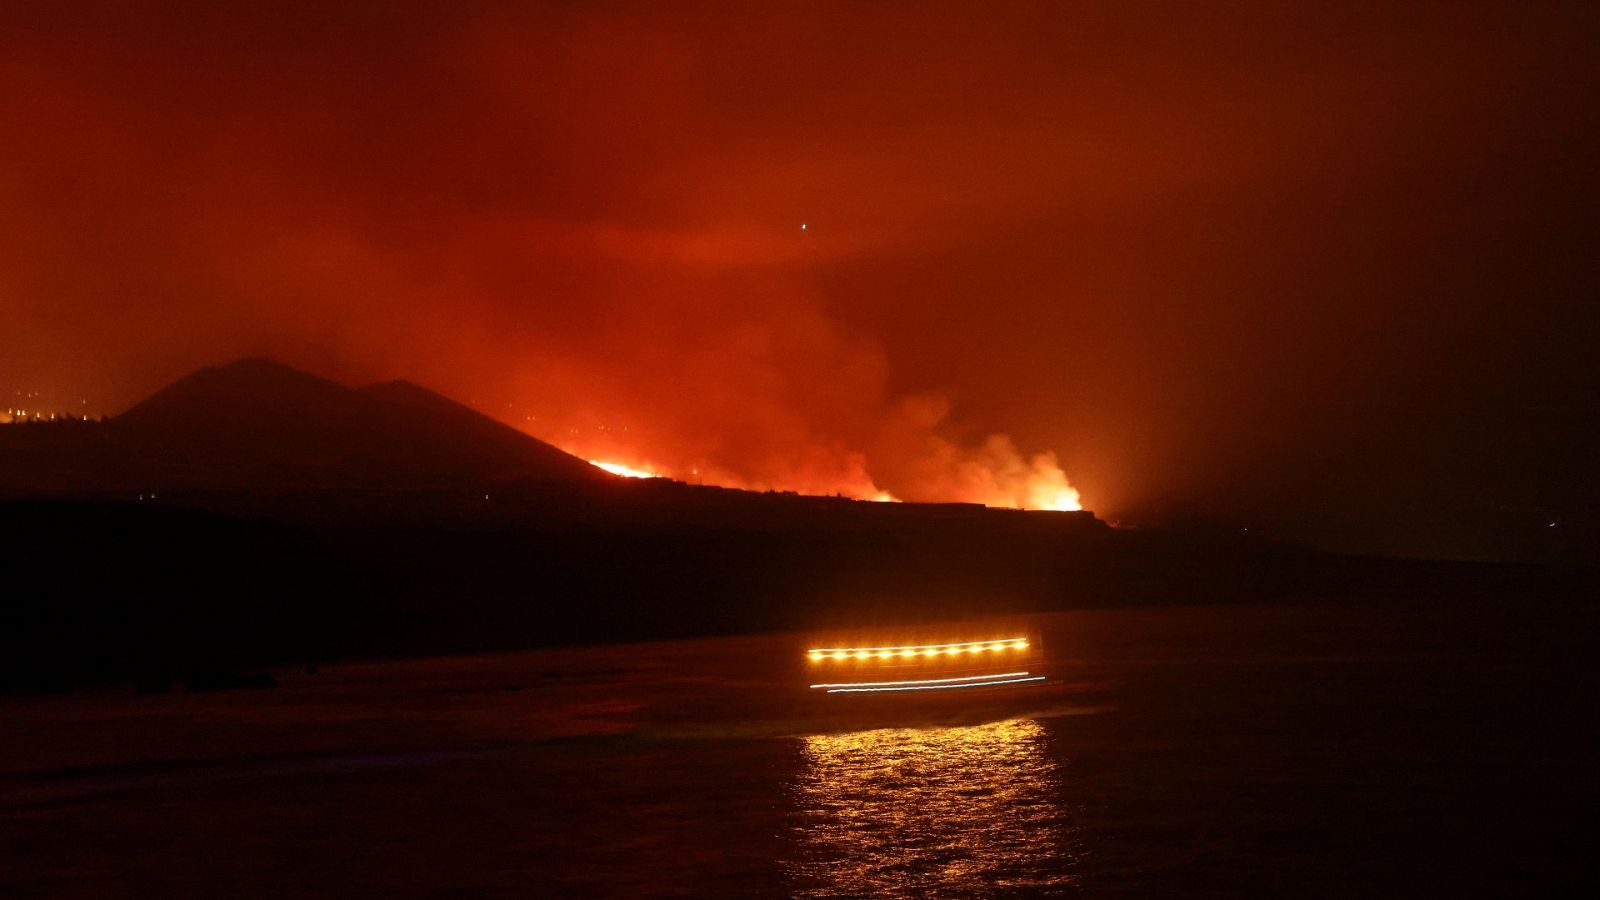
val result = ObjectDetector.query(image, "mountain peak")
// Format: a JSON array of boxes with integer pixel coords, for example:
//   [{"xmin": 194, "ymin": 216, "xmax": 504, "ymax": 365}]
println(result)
[{"xmin": 101, "ymin": 358, "xmax": 606, "ymax": 487}]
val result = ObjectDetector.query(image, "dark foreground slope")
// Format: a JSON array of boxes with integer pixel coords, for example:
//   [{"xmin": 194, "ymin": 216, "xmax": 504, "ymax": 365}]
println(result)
[
  {"xmin": 0, "ymin": 494, "xmax": 1108, "ymax": 689},
  {"xmin": 2, "ymin": 495, "xmax": 1586, "ymax": 692}
]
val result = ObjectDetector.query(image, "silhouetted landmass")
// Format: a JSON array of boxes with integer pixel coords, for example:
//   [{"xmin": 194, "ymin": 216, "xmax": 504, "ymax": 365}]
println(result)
[
  {"xmin": 0, "ymin": 360, "xmax": 1590, "ymax": 690},
  {"xmin": 0, "ymin": 358, "xmax": 606, "ymax": 496}
]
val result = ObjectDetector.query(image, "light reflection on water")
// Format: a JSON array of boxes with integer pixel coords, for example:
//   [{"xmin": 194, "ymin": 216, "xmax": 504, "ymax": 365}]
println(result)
[{"xmin": 786, "ymin": 719, "xmax": 1079, "ymax": 897}]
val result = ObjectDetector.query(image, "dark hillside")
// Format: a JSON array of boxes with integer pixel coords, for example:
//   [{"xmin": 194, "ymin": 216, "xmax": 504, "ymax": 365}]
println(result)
[
  {"xmin": 0, "ymin": 359, "xmax": 607, "ymax": 494},
  {"xmin": 359, "ymin": 379, "xmax": 602, "ymax": 483}
]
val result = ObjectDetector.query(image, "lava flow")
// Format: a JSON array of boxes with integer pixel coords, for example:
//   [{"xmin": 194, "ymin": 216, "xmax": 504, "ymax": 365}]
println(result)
[
  {"xmin": 589, "ymin": 460, "xmax": 660, "ymax": 479},
  {"xmin": 583, "ymin": 450, "xmax": 1079, "ymax": 512}
]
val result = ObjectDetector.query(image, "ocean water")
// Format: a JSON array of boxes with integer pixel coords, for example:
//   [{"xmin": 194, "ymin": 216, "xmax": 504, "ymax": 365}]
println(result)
[{"xmin": 2, "ymin": 599, "xmax": 1591, "ymax": 897}]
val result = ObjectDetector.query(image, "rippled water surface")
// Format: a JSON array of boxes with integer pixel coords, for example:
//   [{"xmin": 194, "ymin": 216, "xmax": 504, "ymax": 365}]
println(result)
[
  {"xmin": 2, "ymin": 599, "xmax": 1591, "ymax": 896},
  {"xmin": 789, "ymin": 719, "xmax": 1079, "ymax": 896}
]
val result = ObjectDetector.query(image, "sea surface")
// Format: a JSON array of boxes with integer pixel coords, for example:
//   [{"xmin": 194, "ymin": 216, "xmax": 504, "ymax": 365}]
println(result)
[{"xmin": 2, "ymin": 598, "xmax": 1592, "ymax": 897}]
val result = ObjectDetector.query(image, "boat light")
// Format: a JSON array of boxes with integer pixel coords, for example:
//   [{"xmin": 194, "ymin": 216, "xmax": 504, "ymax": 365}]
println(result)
[
  {"xmin": 806, "ymin": 637, "xmax": 1029, "ymax": 662},
  {"xmin": 819, "ymin": 674, "xmax": 1047, "ymax": 694},
  {"xmin": 809, "ymin": 671, "xmax": 1033, "ymax": 690}
]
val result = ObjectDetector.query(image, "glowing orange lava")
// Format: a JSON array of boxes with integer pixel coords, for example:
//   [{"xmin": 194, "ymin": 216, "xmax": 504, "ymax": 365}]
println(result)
[
  {"xmin": 568, "ymin": 439, "xmax": 1080, "ymax": 510},
  {"xmin": 1033, "ymin": 487, "xmax": 1082, "ymax": 512},
  {"xmin": 589, "ymin": 459, "xmax": 659, "ymax": 479}
]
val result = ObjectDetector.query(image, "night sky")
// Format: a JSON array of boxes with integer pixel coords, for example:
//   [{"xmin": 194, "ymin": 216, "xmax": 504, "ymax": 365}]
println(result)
[{"xmin": 3, "ymin": 2, "xmax": 1595, "ymax": 559}]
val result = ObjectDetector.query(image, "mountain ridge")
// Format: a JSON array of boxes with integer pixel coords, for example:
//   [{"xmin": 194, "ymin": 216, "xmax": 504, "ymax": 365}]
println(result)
[{"xmin": 0, "ymin": 357, "xmax": 609, "ymax": 493}]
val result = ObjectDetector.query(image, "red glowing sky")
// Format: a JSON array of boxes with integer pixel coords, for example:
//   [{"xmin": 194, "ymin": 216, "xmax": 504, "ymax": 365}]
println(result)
[{"xmin": 2, "ymin": 2, "xmax": 1595, "ymax": 555}]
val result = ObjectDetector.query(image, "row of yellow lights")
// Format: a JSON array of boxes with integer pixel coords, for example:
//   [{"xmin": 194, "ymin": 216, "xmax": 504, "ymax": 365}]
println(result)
[{"xmin": 807, "ymin": 638, "xmax": 1028, "ymax": 662}]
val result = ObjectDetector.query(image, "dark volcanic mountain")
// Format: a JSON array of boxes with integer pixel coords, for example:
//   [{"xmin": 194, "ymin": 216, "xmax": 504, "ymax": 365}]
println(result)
[{"xmin": 0, "ymin": 358, "xmax": 608, "ymax": 494}]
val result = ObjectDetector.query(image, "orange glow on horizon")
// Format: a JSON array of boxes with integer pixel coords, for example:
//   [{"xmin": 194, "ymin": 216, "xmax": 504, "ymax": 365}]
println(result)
[
  {"xmin": 571, "ymin": 440, "xmax": 1078, "ymax": 511},
  {"xmin": 1034, "ymin": 487, "xmax": 1083, "ymax": 512}
]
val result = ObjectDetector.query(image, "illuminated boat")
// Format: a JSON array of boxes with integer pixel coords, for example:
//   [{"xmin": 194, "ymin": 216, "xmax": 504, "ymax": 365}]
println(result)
[{"xmin": 800, "ymin": 631, "xmax": 1064, "ymax": 726}]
